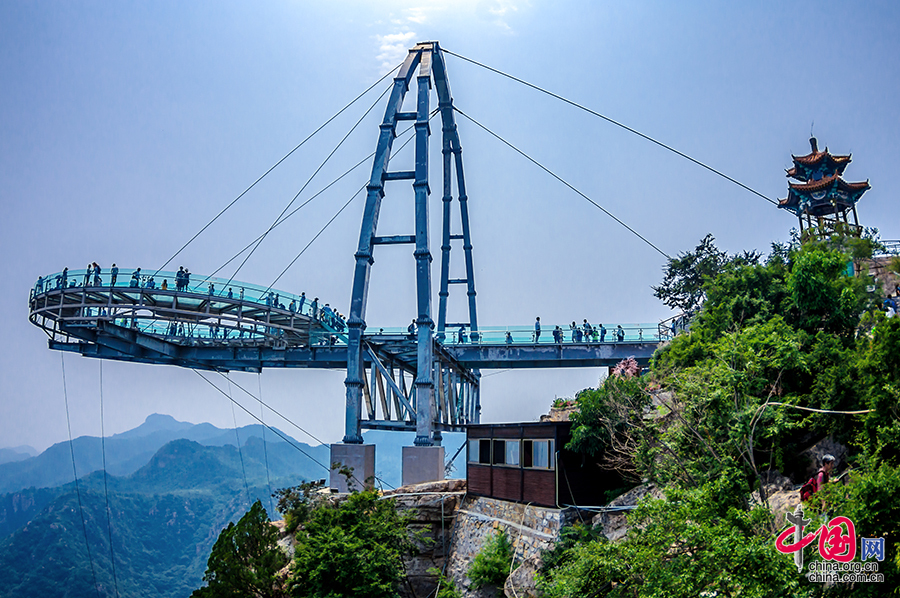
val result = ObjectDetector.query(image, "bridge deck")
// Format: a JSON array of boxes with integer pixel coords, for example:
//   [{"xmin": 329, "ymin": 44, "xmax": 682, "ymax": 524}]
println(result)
[{"xmin": 31, "ymin": 268, "xmax": 664, "ymax": 372}]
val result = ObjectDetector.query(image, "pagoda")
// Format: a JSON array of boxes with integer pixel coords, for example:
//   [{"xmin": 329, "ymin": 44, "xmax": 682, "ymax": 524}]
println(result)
[{"xmin": 779, "ymin": 137, "xmax": 870, "ymax": 239}]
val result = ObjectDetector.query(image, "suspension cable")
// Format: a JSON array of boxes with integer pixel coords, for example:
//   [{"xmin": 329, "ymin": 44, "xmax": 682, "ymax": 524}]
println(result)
[
  {"xmin": 214, "ymin": 371, "xmax": 328, "ymax": 447},
  {"xmin": 443, "ymin": 48, "xmax": 778, "ymax": 206},
  {"xmin": 226, "ymin": 373, "xmax": 252, "ymax": 507},
  {"xmin": 454, "ymin": 107, "xmax": 671, "ymax": 259},
  {"xmin": 204, "ymin": 150, "xmax": 376, "ymax": 280},
  {"xmin": 220, "ymin": 81, "xmax": 394, "ymax": 290},
  {"xmin": 61, "ymin": 354, "xmax": 102, "ymax": 598},
  {"xmin": 263, "ymin": 111, "xmax": 433, "ymax": 293},
  {"xmin": 194, "ymin": 371, "xmax": 332, "ymax": 473},
  {"xmin": 152, "ymin": 62, "xmax": 403, "ymax": 277},
  {"xmin": 212, "ymin": 371, "xmax": 396, "ymax": 491},
  {"xmin": 98, "ymin": 361, "xmax": 120, "ymax": 598},
  {"xmin": 257, "ymin": 374, "xmax": 275, "ymax": 514}
]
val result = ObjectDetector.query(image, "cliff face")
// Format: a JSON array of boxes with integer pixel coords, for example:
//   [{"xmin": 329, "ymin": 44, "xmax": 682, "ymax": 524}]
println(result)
[
  {"xmin": 387, "ymin": 479, "xmax": 466, "ymax": 598},
  {"xmin": 376, "ymin": 479, "xmax": 581, "ymax": 598}
]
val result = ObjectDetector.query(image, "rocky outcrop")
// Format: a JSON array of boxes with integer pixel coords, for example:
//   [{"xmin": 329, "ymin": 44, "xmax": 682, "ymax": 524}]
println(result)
[
  {"xmin": 540, "ymin": 405, "xmax": 577, "ymax": 422},
  {"xmin": 388, "ymin": 479, "xmax": 466, "ymax": 598},
  {"xmin": 446, "ymin": 496, "xmax": 582, "ymax": 598},
  {"xmin": 798, "ymin": 436, "xmax": 848, "ymax": 480},
  {"xmin": 591, "ymin": 482, "xmax": 664, "ymax": 542}
]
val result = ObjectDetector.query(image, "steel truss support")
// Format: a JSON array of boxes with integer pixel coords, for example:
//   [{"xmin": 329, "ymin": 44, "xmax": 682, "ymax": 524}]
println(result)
[
  {"xmin": 344, "ymin": 42, "xmax": 478, "ymax": 444},
  {"xmin": 357, "ymin": 339, "xmax": 479, "ymax": 433}
]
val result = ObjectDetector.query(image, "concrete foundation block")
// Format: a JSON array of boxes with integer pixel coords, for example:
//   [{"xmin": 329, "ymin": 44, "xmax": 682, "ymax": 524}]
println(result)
[
  {"xmin": 330, "ymin": 444, "xmax": 376, "ymax": 492},
  {"xmin": 402, "ymin": 445, "xmax": 445, "ymax": 487}
]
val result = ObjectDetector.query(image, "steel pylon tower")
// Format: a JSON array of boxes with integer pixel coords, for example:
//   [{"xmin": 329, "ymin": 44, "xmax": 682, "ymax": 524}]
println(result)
[{"xmin": 343, "ymin": 41, "xmax": 479, "ymax": 446}]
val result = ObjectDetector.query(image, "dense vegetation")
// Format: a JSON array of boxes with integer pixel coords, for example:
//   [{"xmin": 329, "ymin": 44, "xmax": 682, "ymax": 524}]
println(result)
[
  {"xmin": 0, "ymin": 437, "xmax": 321, "ymax": 598},
  {"xmin": 546, "ymin": 233, "xmax": 900, "ymax": 597},
  {"xmin": 194, "ymin": 480, "xmax": 416, "ymax": 598}
]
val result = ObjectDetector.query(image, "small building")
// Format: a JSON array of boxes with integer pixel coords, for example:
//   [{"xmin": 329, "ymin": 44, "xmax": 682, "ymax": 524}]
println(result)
[
  {"xmin": 779, "ymin": 137, "xmax": 870, "ymax": 239},
  {"xmin": 466, "ymin": 421, "xmax": 616, "ymax": 508}
]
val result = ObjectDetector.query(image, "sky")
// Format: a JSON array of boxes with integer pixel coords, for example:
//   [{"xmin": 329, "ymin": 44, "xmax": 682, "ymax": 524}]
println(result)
[{"xmin": 1, "ymin": 1, "xmax": 899, "ymax": 454}]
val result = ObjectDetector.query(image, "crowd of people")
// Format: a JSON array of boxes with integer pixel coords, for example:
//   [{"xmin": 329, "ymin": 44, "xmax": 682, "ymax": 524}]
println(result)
[
  {"xmin": 33, "ymin": 265, "xmax": 347, "ymax": 334},
  {"xmin": 536, "ymin": 317, "xmax": 629, "ymax": 344}
]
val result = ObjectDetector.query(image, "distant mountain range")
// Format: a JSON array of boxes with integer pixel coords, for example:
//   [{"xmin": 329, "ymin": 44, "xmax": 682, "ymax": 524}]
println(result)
[
  {"xmin": 0, "ymin": 414, "xmax": 468, "ymax": 597},
  {"xmin": 0, "ymin": 414, "xmax": 329, "ymax": 598},
  {"xmin": 0, "ymin": 446, "xmax": 37, "ymax": 466},
  {"xmin": 0, "ymin": 413, "xmax": 310, "ymax": 495}
]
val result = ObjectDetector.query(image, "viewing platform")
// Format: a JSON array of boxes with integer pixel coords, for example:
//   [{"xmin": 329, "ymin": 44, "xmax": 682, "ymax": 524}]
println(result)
[{"xmin": 29, "ymin": 268, "xmax": 664, "ymax": 372}]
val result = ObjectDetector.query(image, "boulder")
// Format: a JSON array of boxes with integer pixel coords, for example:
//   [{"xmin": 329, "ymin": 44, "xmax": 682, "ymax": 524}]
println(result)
[
  {"xmin": 592, "ymin": 483, "xmax": 664, "ymax": 542},
  {"xmin": 799, "ymin": 436, "xmax": 849, "ymax": 480},
  {"xmin": 504, "ymin": 558, "xmax": 541, "ymax": 598}
]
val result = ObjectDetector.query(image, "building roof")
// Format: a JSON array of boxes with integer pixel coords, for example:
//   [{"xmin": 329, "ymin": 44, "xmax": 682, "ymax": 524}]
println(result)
[
  {"xmin": 787, "ymin": 150, "xmax": 853, "ymax": 181},
  {"xmin": 778, "ymin": 174, "xmax": 870, "ymax": 217}
]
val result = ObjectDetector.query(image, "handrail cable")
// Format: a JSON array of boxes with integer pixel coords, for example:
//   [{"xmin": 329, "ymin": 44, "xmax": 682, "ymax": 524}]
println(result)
[
  {"xmin": 208, "ymin": 370, "xmax": 396, "ymax": 491},
  {"xmin": 443, "ymin": 49, "xmax": 778, "ymax": 206},
  {"xmin": 219, "ymin": 81, "xmax": 394, "ymax": 290},
  {"xmin": 226, "ymin": 372, "xmax": 252, "ymax": 507},
  {"xmin": 153, "ymin": 61, "xmax": 403, "ymax": 277},
  {"xmin": 194, "ymin": 371, "xmax": 395, "ymax": 491},
  {"xmin": 98, "ymin": 361, "xmax": 121, "ymax": 598},
  {"xmin": 262, "ymin": 111, "xmax": 434, "ymax": 293},
  {"xmin": 204, "ymin": 151, "xmax": 375, "ymax": 281},
  {"xmin": 257, "ymin": 373, "xmax": 275, "ymax": 514},
  {"xmin": 454, "ymin": 107, "xmax": 671, "ymax": 259},
  {"xmin": 61, "ymin": 354, "xmax": 102, "ymax": 598}
]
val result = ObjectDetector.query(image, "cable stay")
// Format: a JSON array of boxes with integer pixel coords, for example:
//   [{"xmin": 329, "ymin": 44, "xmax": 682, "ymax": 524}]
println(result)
[
  {"xmin": 61, "ymin": 354, "xmax": 102, "ymax": 598},
  {"xmin": 262, "ymin": 112, "xmax": 433, "ymax": 294},
  {"xmin": 219, "ymin": 80, "xmax": 395, "ymax": 292},
  {"xmin": 208, "ymin": 370, "xmax": 396, "ymax": 491},
  {"xmin": 454, "ymin": 106, "xmax": 671, "ymax": 259},
  {"xmin": 257, "ymin": 374, "xmax": 275, "ymax": 515},
  {"xmin": 443, "ymin": 48, "xmax": 778, "ymax": 206},
  {"xmin": 202, "ymin": 102, "xmax": 423, "ymax": 292},
  {"xmin": 153, "ymin": 61, "xmax": 404, "ymax": 278},
  {"xmin": 98, "ymin": 361, "xmax": 121, "ymax": 598},
  {"xmin": 226, "ymin": 373, "xmax": 252, "ymax": 507},
  {"xmin": 205, "ymin": 149, "xmax": 376, "ymax": 280},
  {"xmin": 194, "ymin": 370, "xmax": 394, "ymax": 491}
]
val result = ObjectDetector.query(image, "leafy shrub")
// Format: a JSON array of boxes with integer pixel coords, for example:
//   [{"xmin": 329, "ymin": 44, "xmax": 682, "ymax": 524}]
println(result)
[
  {"xmin": 192, "ymin": 500, "xmax": 286, "ymax": 598},
  {"xmin": 468, "ymin": 529, "xmax": 513, "ymax": 589},
  {"xmin": 289, "ymin": 489, "xmax": 414, "ymax": 598},
  {"xmin": 427, "ymin": 567, "xmax": 462, "ymax": 598},
  {"xmin": 272, "ymin": 479, "xmax": 326, "ymax": 533}
]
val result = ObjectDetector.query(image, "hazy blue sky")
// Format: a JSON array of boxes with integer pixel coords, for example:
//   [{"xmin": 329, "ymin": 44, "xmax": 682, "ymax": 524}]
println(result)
[{"xmin": 2, "ymin": 1, "xmax": 898, "ymax": 453}]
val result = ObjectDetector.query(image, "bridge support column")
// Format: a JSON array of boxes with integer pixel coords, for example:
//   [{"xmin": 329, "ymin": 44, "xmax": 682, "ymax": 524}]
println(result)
[
  {"xmin": 402, "ymin": 445, "xmax": 445, "ymax": 487},
  {"xmin": 330, "ymin": 443, "xmax": 375, "ymax": 492}
]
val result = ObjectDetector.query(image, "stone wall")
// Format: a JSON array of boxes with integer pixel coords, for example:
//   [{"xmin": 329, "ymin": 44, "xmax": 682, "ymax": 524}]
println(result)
[
  {"xmin": 446, "ymin": 495, "xmax": 582, "ymax": 598},
  {"xmin": 386, "ymin": 479, "xmax": 466, "ymax": 598}
]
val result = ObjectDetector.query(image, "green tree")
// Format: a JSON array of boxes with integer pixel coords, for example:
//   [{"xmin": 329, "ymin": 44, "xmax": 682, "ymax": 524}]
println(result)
[
  {"xmin": 540, "ymin": 471, "xmax": 808, "ymax": 598},
  {"xmin": 468, "ymin": 529, "xmax": 514, "ymax": 590},
  {"xmin": 652, "ymin": 233, "xmax": 731, "ymax": 313},
  {"xmin": 288, "ymin": 489, "xmax": 414, "ymax": 598},
  {"xmin": 192, "ymin": 500, "xmax": 287, "ymax": 598}
]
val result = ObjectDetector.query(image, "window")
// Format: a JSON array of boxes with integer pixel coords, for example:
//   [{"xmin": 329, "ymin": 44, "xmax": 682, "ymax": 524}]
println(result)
[
  {"xmin": 479, "ymin": 439, "xmax": 491, "ymax": 464},
  {"xmin": 523, "ymin": 439, "xmax": 554, "ymax": 469},
  {"xmin": 469, "ymin": 439, "xmax": 493, "ymax": 465},
  {"xmin": 506, "ymin": 440, "xmax": 520, "ymax": 466},
  {"xmin": 491, "ymin": 439, "xmax": 520, "ymax": 466},
  {"xmin": 468, "ymin": 439, "xmax": 479, "ymax": 463}
]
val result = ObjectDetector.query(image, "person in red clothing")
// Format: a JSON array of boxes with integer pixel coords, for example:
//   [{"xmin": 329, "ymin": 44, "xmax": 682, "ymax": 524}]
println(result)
[{"xmin": 801, "ymin": 454, "xmax": 835, "ymax": 504}]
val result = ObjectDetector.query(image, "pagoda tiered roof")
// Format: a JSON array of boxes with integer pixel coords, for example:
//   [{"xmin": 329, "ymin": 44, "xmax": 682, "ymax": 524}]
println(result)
[
  {"xmin": 778, "ymin": 137, "xmax": 870, "ymax": 220},
  {"xmin": 779, "ymin": 174, "xmax": 870, "ymax": 217},
  {"xmin": 786, "ymin": 149, "xmax": 852, "ymax": 181}
]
